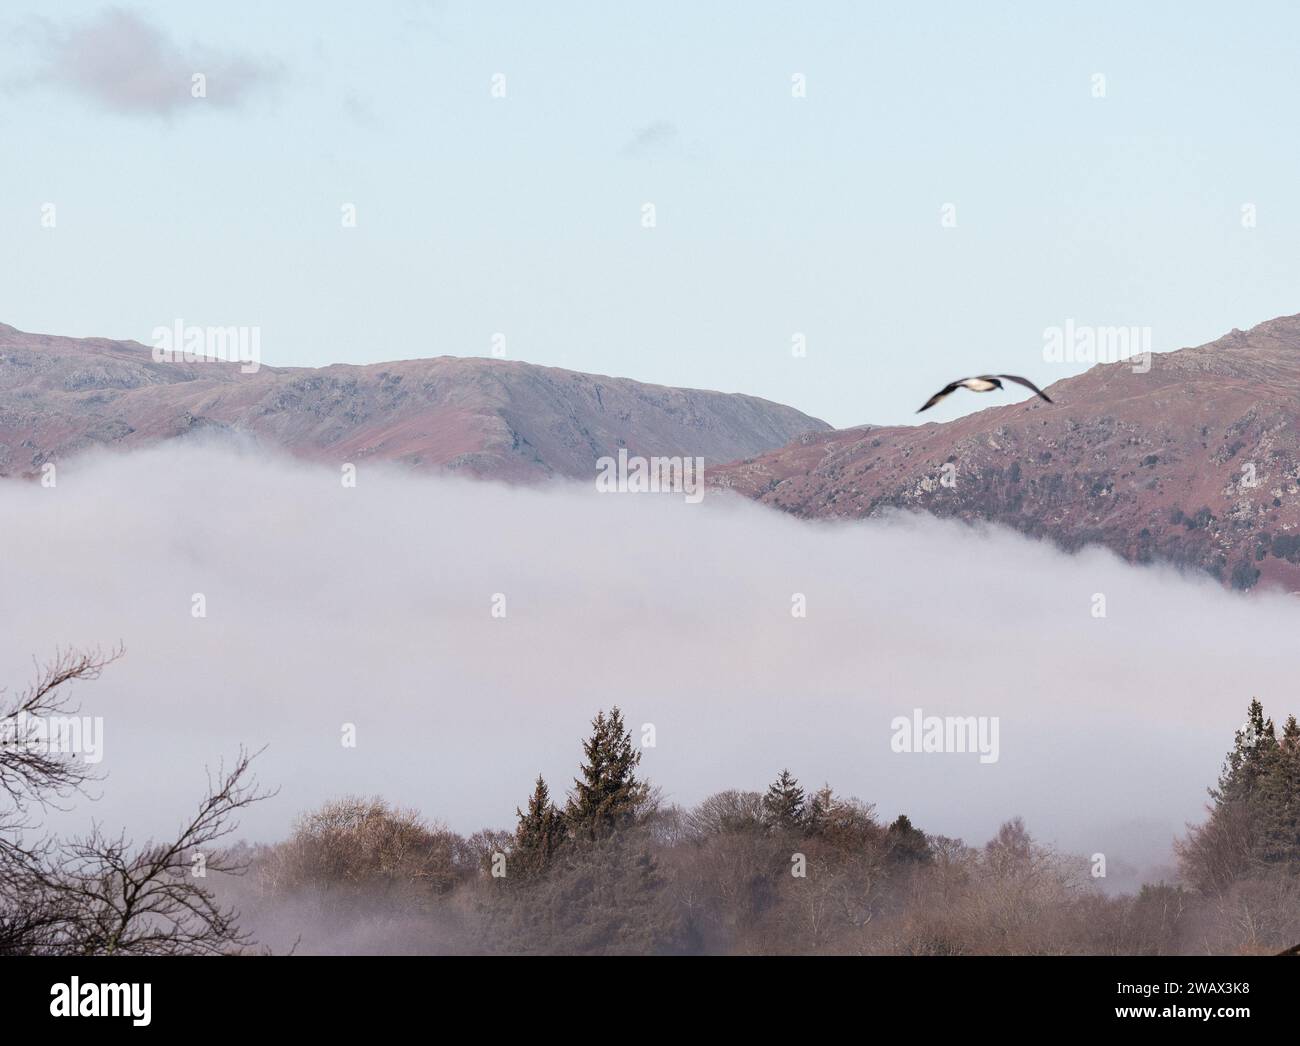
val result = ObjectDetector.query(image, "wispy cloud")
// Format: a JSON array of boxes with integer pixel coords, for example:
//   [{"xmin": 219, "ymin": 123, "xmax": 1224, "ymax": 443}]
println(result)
[
  {"xmin": 620, "ymin": 120, "xmax": 679, "ymax": 157},
  {"xmin": 23, "ymin": 6, "xmax": 280, "ymax": 117},
  {"xmin": 341, "ymin": 89, "xmax": 380, "ymax": 129}
]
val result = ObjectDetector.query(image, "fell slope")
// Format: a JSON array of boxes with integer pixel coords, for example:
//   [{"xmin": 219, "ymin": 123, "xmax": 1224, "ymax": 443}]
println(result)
[
  {"xmin": 712, "ymin": 315, "xmax": 1300, "ymax": 591},
  {"xmin": 0, "ymin": 325, "xmax": 829, "ymax": 481}
]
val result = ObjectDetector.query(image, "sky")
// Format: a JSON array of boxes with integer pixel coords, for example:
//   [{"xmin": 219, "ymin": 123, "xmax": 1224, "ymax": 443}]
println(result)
[
  {"xmin": 2, "ymin": 1, "xmax": 1299, "ymax": 428},
  {"xmin": 8, "ymin": 439, "xmax": 1297, "ymax": 889}
]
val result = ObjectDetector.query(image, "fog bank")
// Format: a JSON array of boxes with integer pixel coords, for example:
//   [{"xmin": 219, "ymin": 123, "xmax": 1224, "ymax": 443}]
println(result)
[{"xmin": 3, "ymin": 441, "xmax": 1295, "ymax": 889}]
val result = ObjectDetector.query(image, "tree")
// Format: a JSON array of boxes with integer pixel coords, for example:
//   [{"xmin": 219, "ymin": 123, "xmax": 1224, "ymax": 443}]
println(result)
[
  {"xmin": 685, "ymin": 790, "xmax": 765, "ymax": 838},
  {"xmin": 1179, "ymin": 699, "xmax": 1289, "ymax": 893},
  {"xmin": 762, "ymin": 769, "xmax": 805, "ymax": 831},
  {"xmin": 1212, "ymin": 698, "xmax": 1277, "ymax": 806},
  {"xmin": 1, "ymin": 648, "xmax": 119, "ymax": 840},
  {"xmin": 260, "ymin": 796, "xmax": 463, "ymax": 903},
  {"xmin": 1175, "ymin": 795, "xmax": 1255, "ymax": 895},
  {"xmin": 1, "ymin": 648, "xmax": 273, "ymax": 955},
  {"xmin": 983, "ymin": 817, "xmax": 1034, "ymax": 877},
  {"xmin": 886, "ymin": 814, "xmax": 934, "ymax": 864},
  {"xmin": 37, "ymin": 748, "xmax": 271, "ymax": 955},
  {"xmin": 1, "ymin": 647, "xmax": 120, "ymax": 953},
  {"xmin": 804, "ymin": 784, "xmax": 834, "ymax": 835},
  {"xmin": 1255, "ymin": 715, "xmax": 1300, "ymax": 868},
  {"xmin": 565, "ymin": 708, "xmax": 646, "ymax": 840},
  {"xmin": 485, "ymin": 833, "xmax": 688, "ymax": 955},
  {"xmin": 513, "ymin": 775, "xmax": 565, "ymax": 876}
]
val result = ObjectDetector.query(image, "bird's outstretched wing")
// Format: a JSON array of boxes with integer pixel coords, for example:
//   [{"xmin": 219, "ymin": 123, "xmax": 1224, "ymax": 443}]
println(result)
[
  {"xmin": 917, "ymin": 380, "xmax": 965, "ymax": 413},
  {"xmin": 997, "ymin": 374, "xmax": 1053, "ymax": 403}
]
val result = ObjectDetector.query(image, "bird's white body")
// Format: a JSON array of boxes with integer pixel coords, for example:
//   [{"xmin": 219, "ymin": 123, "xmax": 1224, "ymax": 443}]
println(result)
[{"xmin": 916, "ymin": 373, "xmax": 1052, "ymax": 413}]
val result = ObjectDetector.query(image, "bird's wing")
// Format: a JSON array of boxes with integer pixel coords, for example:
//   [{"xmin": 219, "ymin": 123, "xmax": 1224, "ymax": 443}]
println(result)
[
  {"xmin": 917, "ymin": 380, "xmax": 965, "ymax": 413},
  {"xmin": 997, "ymin": 374, "xmax": 1053, "ymax": 403}
]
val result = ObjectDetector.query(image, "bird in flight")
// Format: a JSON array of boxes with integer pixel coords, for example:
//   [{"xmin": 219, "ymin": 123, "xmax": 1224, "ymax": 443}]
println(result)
[{"xmin": 917, "ymin": 375, "xmax": 1053, "ymax": 414}]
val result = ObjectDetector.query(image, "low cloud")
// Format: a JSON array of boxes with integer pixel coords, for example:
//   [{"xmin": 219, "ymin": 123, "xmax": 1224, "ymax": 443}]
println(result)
[
  {"xmin": 2, "ymin": 440, "xmax": 1297, "ymax": 890},
  {"xmin": 25, "ymin": 7, "xmax": 280, "ymax": 117}
]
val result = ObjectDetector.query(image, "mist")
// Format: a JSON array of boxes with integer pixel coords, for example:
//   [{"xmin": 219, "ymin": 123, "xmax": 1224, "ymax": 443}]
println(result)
[{"xmin": 2, "ymin": 439, "xmax": 1295, "ymax": 890}]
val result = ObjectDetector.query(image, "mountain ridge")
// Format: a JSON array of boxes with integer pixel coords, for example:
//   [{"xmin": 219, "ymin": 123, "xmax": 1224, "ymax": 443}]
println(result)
[
  {"xmin": 0, "ymin": 325, "xmax": 831, "ymax": 481},
  {"xmin": 712, "ymin": 313, "xmax": 1300, "ymax": 592}
]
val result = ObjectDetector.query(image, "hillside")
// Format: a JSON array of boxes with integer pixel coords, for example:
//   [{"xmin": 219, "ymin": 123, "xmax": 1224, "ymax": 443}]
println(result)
[
  {"xmin": 0, "ymin": 324, "xmax": 829, "ymax": 481},
  {"xmin": 712, "ymin": 315, "xmax": 1300, "ymax": 591}
]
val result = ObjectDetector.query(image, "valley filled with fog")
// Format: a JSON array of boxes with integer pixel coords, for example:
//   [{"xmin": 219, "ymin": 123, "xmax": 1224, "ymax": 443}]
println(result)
[{"xmin": 3, "ymin": 439, "xmax": 1294, "ymax": 894}]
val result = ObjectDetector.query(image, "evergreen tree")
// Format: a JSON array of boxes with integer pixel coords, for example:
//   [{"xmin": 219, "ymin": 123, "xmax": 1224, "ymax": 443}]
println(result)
[
  {"xmin": 565, "ymin": 708, "xmax": 646, "ymax": 839},
  {"xmin": 513, "ymin": 775, "xmax": 565, "ymax": 877},
  {"xmin": 804, "ymin": 784, "xmax": 834, "ymax": 835},
  {"xmin": 1256, "ymin": 715, "xmax": 1300, "ymax": 868},
  {"xmin": 886, "ymin": 814, "xmax": 934, "ymax": 864},
  {"xmin": 1179, "ymin": 699, "xmax": 1290, "ymax": 891},
  {"xmin": 762, "ymin": 769, "xmax": 805, "ymax": 831},
  {"xmin": 1212, "ymin": 698, "xmax": 1277, "ymax": 805}
]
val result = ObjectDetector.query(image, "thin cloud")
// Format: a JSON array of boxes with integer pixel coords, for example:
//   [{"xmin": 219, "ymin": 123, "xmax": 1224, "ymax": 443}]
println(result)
[
  {"xmin": 342, "ymin": 90, "xmax": 380, "ymax": 129},
  {"xmin": 621, "ymin": 120, "xmax": 679, "ymax": 157},
  {"xmin": 26, "ymin": 6, "xmax": 280, "ymax": 117}
]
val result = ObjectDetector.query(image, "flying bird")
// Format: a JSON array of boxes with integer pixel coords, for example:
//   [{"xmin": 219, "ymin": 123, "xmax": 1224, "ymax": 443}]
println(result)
[{"xmin": 917, "ymin": 375, "xmax": 1053, "ymax": 414}]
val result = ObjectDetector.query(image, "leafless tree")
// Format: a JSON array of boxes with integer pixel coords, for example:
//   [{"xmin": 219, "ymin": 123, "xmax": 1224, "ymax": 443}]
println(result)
[
  {"xmin": 1, "ymin": 648, "xmax": 274, "ymax": 955},
  {"xmin": 1176, "ymin": 800, "xmax": 1255, "ymax": 895},
  {"xmin": 0, "ymin": 646, "xmax": 120, "ymax": 824},
  {"xmin": 33, "ymin": 748, "xmax": 271, "ymax": 955},
  {"xmin": 0, "ymin": 647, "xmax": 121, "ymax": 953}
]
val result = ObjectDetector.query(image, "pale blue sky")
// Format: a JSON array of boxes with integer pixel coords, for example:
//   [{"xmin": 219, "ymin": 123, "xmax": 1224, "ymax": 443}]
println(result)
[{"xmin": 2, "ymin": 1, "xmax": 1298, "ymax": 427}]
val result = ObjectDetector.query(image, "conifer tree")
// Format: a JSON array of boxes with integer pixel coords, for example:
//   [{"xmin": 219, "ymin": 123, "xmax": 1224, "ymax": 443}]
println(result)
[
  {"xmin": 514, "ymin": 775, "xmax": 565, "ymax": 876},
  {"xmin": 804, "ymin": 784, "xmax": 835, "ymax": 835},
  {"xmin": 1256, "ymin": 715, "xmax": 1300, "ymax": 868},
  {"xmin": 1179, "ymin": 699, "xmax": 1290, "ymax": 891},
  {"xmin": 886, "ymin": 814, "xmax": 934, "ymax": 864},
  {"xmin": 565, "ymin": 708, "xmax": 646, "ymax": 840},
  {"xmin": 762, "ymin": 769, "xmax": 806, "ymax": 831},
  {"xmin": 1212, "ymin": 698, "xmax": 1278, "ymax": 805}
]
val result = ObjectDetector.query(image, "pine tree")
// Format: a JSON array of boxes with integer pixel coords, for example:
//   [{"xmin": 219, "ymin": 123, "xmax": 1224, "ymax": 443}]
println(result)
[
  {"xmin": 1212, "ymin": 698, "xmax": 1278, "ymax": 805},
  {"xmin": 1179, "ymin": 699, "xmax": 1288, "ymax": 891},
  {"xmin": 514, "ymin": 775, "xmax": 565, "ymax": 876},
  {"xmin": 804, "ymin": 784, "xmax": 834, "ymax": 834},
  {"xmin": 565, "ymin": 708, "xmax": 647, "ymax": 840},
  {"xmin": 762, "ymin": 769, "xmax": 805, "ymax": 831},
  {"xmin": 1255, "ymin": 715, "xmax": 1300, "ymax": 868},
  {"xmin": 886, "ymin": 814, "xmax": 933, "ymax": 864}
]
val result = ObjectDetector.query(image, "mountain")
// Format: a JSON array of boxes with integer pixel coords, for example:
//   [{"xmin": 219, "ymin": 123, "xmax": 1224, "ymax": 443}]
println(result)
[
  {"xmin": 712, "ymin": 314, "xmax": 1300, "ymax": 592},
  {"xmin": 0, "ymin": 324, "xmax": 829, "ymax": 481}
]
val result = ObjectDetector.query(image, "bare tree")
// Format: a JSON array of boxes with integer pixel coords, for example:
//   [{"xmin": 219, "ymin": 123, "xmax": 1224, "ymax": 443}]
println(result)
[
  {"xmin": 1176, "ymin": 800, "xmax": 1256, "ymax": 895},
  {"xmin": 34, "ymin": 748, "xmax": 272, "ymax": 955},
  {"xmin": 0, "ymin": 647, "xmax": 121, "ymax": 953},
  {"xmin": 1, "ymin": 648, "xmax": 274, "ymax": 955},
  {"xmin": 0, "ymin": 646, "xmax": 121, "ymax": 823}
]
